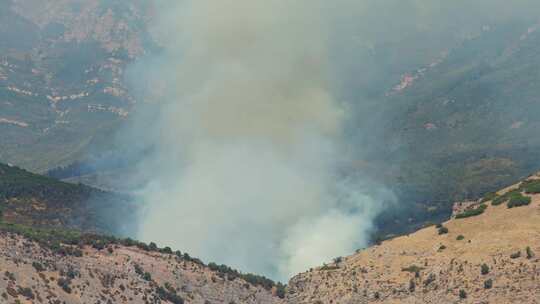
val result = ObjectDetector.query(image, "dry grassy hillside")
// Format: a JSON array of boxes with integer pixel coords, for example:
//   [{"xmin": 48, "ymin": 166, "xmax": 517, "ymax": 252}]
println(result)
[
  {"xmin": 287, "ymin": 174, "xmax": 540, "ymax": 304},
  {"xmin": 0, "ymin": 231, "xmax": 283, "ymax": 304}
]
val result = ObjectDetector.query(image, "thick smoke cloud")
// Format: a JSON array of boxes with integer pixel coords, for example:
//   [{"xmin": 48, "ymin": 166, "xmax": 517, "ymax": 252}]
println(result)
[
  {"xmin": 128, "ymin": 0, "xmax": 391, "ymax": 280},
  {"xmin": 125, "ymin": 0, "xmax": 540, "ymax": 280}
]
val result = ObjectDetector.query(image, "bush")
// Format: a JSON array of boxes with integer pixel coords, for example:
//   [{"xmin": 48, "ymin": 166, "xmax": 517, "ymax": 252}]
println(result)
[
  {"xmin": 520, "ymin": 180, "xmax": 540, "ymax": 194},
  {"xmin": 507, "ymin": 194, "xmax": 531, "ymax": 208},
  {"xmin": 510, "ymin": 251, "xmax": 521, "ymax": 259},
  {"xmin": 480, "ymin": 263, "xmax": 489, "ymax": 275},
  {"xmin": 481, "ymin": 192, "xmax": 498, "ymax": 203},
  {"xmin": 157, "ymin": 286, "xmax": 184, "ymax": 304},
  {"xmin": 484, "ymin": 279, "xmax": 493, "ymax": 289},
  {"xmin": 526, "ymin": 246, "xmax": 534, "ymax": 259},
  {"xmin": 17, "ymin": 287, "xmax": 34, "ymax": 300},
  {"xmin": 402, "ymin": 265, "xmax": 424, "ymax": 273},
  {"xmin": 438, "ymin": 226, "xmax": 449, "ymax": 235},
  {"xmin": 32, "ymin": 262, "xmax": 45, "ymax": 272},
  {"xmin": 455, "ymin": 204, "xmax": 487, "ymax": 219},
  {"xmin": 456, "ymin": 235, "xmax": 465, "ymax": 241},
  {"xmin": 492, "ymin": 189, "xmax": 521, "ymax": 206},
  {"xmin": 459, "ymin": 289, "xmax": 467, "ymax": 299},
  {"xmin": 408, "ymin": 279, "xmax": 416, "ymax": 292},
  {"xmin": 57, "ymin": 277, "xmax": 72, "ymax": 293},
  {"xmin": 142, "ymin": 272, "xmax": 152, "ymax": 281}
]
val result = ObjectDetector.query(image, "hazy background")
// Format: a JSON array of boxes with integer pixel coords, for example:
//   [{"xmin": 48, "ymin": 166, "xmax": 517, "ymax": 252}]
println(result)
[{"xmin": 2, "ymin": 0, "xmax": 540, "ymax": 281}]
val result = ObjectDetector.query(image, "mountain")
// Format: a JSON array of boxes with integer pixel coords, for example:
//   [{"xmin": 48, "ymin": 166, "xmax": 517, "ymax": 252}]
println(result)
[
  {"xmin": 1, "ymin": 167, "xmax": 539, "ymax": 303},
  {"xmin": 0, "ymin": 228, "xmax": 284, "ymax": 304},
  {"xmin": 0, "ymin": 0, "xmax": 152, "ymax": 171},
  {"xmin": 0, "ymin": 162, "xmax": 136, "ymax": 235},
  {"xmin": 286, "ymin": 174, "xmax": 540, "ymax": 303},
  {"xmin": 365, "ymin": 20, "xmax": 540, "ymax": 236}
]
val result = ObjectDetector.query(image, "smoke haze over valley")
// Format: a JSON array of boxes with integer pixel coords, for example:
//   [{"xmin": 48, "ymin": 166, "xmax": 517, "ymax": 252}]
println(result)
[{"xmin": 3, "ymin": 0, "xmax": 540, "ymax": 286}]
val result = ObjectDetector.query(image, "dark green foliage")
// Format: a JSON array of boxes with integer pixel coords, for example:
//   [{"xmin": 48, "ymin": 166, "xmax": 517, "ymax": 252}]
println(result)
[
  {"xmin": 142, "ymin": 272, "xmax": 152, "ymax": 281},
  {"xmin": 439, "ymin": 245, "xmax": 447, "ymax": 251},
  {"xmin": 510, "ymin": 251, "xmax": 521, "ymax": 259},
  {"xmin": 455, "ymin": 204, "xmax": 487, "ymax": 219},
  {"xmin": 423, "ymin": 273, "xmax": 436, "ymax": 286},
  {"xmin": 492, "ymin": 189, "xmax": 524, "ymax": 206},
  {"xmin": 408, "ymin": 279, "xmax": 415, "ymax": 292},
  {"xmin": 207, "ymin": 262, "xmax": 282, "ymax": 293},
  {"xmin": 32, "ymin": 262, "xmax": 45, "ymax": 272},
  {"xmin": 57, "ymin": 277, "xmax": 72, "ymax": 293},
  {"xmin": 401, "ymin": 265, "xmax": 424, "ymax": 273},
  {"xmin": 480, "ymin": 263, "xmax": 489, "ymax": 275},
  {"xmin": 456, "ymin": 235, "xmax": 465, "ymax": 241},
  {"xmin": 459, "ymin": 289, "xmax": 467, "ymax": 299},
  {"xmin": 17, "ymin": 287, "xmax": 34, "ymax": 300},
  {"xmin": 160, "ymin": 246, "xmax": 173, "ymax": 254},
  {"xmin": 484, "ymin": 279, "xmax": 493, "ymax": 289},
  {"xmin": 133, "ymin": 264, "xmax": 144, "ymax": 276},
  {"xmin": 157, "ymin": 286, "xmax": 184, "ymax": 304},
  {"xmin": 507, "ymin": 194, "xmax": 531, "ymax": 208},
  {"xmin": 519, "ymin": 180, "xmax": 540, "ymax": 194},
  {"xmin": 481, "ymin": 192, "xmax": 498, "ymax": 203},
  {"xmin": 438, "ymin": 226, "xmax": 449, "ymax": 235},
  {"xmin": 526, "ymin": 247, "xmax": 534, "ymax": 259}
]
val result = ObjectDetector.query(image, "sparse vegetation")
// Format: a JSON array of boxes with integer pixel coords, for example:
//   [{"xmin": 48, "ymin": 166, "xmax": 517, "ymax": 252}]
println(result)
[
  {"xmin": 480, "ymin": 263, "xmax": 489, "ymax": 275},
  {"xmin": 438, "ymin": 226, "xmax": 449, "ymax": 235},
  {"xmin": 484, "ymin": 279, "xmax": 493, "ymax": 289},
  {"xmin": 492, "ymin": 189, "xmax": 520, "ymax": 206},
  {"xmin": 526, "ymin": 246, "xmax": 534, "ymax": 259},
  {"xmin": 481, "ymin": 192, "xmax": 498, "ymax": 203},
  {"xmin": 459, "ymin": 289, "xmax": 467, "ymax": 299},
  {"xmin": 520, "ymin": 180, "xmax": 540, "ymax": 194},
  {"xmin": 455, "ymin": 204, "xmax": 487, "ymax": 219},
  {"xmin": 456, "ymin": 235, "xmax": 465, "ymax": 241},
  {"xmin": 402, "ymin": 265, "xmax": 424, "ymax": 273},
  {"xmin": 507, "ymin": 193, "xmax": 531, "ymax": 208}
]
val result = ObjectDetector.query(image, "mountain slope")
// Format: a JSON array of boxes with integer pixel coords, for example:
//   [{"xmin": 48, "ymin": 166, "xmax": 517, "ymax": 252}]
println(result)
[
  {"xmin": 286, "ymin": 174, "xmax": 540, "ymax": 303},
  {"xmin": 0, "ymin": 162, "xmax": 136, "ymax": 235},
  {"xmin": 0, "ymin": 229, "xmax": 283, "ymax": 304}
]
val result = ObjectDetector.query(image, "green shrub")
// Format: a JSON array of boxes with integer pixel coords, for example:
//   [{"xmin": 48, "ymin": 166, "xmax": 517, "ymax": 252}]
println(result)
[
  {"xmin": 520, "ymin": 180, "xmax": 540, "ymax": 194},
  {"xmin": 459, "ymin": 289, "xmax": 467, "ymax": 299},
  {"xmin": 492, "ymin": 189, "xmax": 522, "ymax": 206},
  {"xmin": 456, "ymin": 235, "xmax": 465, "ymax": 241},
  {"xmin": 510, "ymin": 251, "xmax": 521, "ymax": 259},
  {"xmin": 526, "ymin": 246, "xmax": 534, "ymax": 259},
  {"xmin": 481, "ymin": 192, "xmax": 498, "ymax": 203},
  {"xmin": 455, "ymin": 204, "xmax": 487, "ymax": 219},
  {"xmin": 480, "ymin": 263, "xmax": 489, "ymax": 275},
  {"xmin": 402, "ymin": 265, "xmax": 424, "ymax": 273},
  {"xmin": 408, "ymin": 279, "xmax": 416, "ymax": 292},
  {"xmin": 507, "ymin": 194, "xmax": 531, "ymax": 208},
  {"xmin": 142, "ymin": 272, "xmax": 152, "ymax": 281},
  {"xmin": 438, "ymin": 226, "xmax": 449, "ymax": 235},
  {"xmin": 484, "ymin": 279, "xmax": 493, "ymax": 289}
]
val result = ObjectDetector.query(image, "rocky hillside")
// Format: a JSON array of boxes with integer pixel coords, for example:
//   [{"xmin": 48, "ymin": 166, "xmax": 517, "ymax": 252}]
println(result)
[
  {"xmin": 0, "ymin": 0, "xmax": 152, "ymax": 171},
  {"xmin": 286, "ymin": 173, "xmax": 540, "ymax": 303},
  {"xmin": 0, "ymin": 228, "xmax": 283, "ymax": 304}
]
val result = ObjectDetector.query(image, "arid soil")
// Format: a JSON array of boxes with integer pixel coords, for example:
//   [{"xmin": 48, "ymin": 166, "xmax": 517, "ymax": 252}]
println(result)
[{"xmin": 287, "ymin": 176, "xmax": 540, "ymax": 304}]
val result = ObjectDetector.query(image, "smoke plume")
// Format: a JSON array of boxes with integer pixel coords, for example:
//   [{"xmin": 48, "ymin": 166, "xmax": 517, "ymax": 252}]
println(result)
[{"xmin": 129, "ymin": 0, "xmax": 389, "ymax": 280}]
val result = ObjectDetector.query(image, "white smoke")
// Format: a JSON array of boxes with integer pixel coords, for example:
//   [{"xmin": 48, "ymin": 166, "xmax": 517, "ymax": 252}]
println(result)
[{"xmin": 132, "ymin": 0, "xmax": 389, "ymax": 280}]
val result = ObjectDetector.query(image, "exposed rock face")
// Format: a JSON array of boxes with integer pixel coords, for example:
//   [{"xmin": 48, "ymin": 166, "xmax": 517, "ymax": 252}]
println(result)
[
  {"xmin": 0, "ymin": 232, "xmax": 283, "ymax": 304},
  {"xmin": 286, "ymin": 178, "xmax": 540, "ymax": 304}
]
